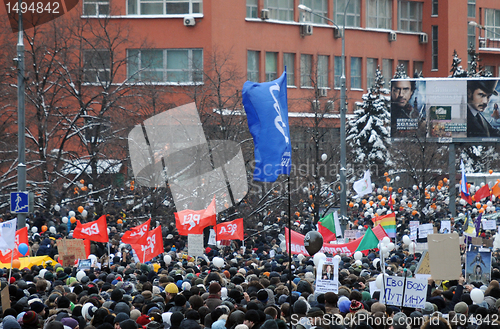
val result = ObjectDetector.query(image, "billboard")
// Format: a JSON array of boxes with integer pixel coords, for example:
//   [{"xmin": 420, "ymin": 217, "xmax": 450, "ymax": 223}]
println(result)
[{"xmin": 390, "ymin": 78, "xmax": 500, "ymax": 142}]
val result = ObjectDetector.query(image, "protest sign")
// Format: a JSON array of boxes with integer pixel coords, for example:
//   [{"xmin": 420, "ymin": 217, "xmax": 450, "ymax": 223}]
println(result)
[
  {"xmin": 1, "ymin": 286, "xmax": 9, "ymax": 310},
  {"xmin": 466, "ymin": 247, "xmax": 491, "ymax": 285},
  {"xmin": 77, "ymin": 259, "xmax": 92, "ymax": 270},
  {"xmin": 483, "ymin": 220, "xmax": 496, "ymax": 230},
  {"xmin": 369, "ymin": 281, "xmax": 380, "ymax": 297},
  {"xmin": 428, "ymin": 233, "xmax": 461, "ymax": 280},
  {"xmin": 344, "ymin": 230, "xmax": 357, "ymax": 239},
  {"xmin": 440, "ymin": 220, "xmax": 451, "ymax": 234},
  {"xmin": 188, "ymin": 234, "xmax": 204, "ymax": 258},
  {"xmin": 379, "ymin": 275, "xmax": 427, "ymax": 309},
  {"xmin": 315, "ymin": 257, "xmax": 339, "ymax": 294},
  {"xmin": 57, "ymin": 239, "xmax": 87, "ymax": 266},
  {"xmin": 419, "ymin": 224, "xmax": 433, "ymax": 239},
  {"xmin": 416, "ymin": 251, "xmax": 430, "ymax": 275},
  {"xmin": 208, "ymin": 229, "xmax": 216, "ymax": 246}
]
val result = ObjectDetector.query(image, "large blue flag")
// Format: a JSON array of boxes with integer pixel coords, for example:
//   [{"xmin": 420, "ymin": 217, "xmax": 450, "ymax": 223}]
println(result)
[{"xmin": 242, "ymin": 71, "xmax": 291, "ymax": 182}]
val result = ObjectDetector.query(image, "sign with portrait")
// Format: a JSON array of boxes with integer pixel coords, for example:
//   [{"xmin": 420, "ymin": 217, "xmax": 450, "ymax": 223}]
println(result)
[
  {"xmin": 391, "ymin": 78, "xmax": 500, "ymax": 142},
  {"xmin": 315, "ymin": 257, "xmax": 339, "ymax": 294},
  {"xmin": 466, "ymin": 246, "xmax": 491, "ymax": 285}
]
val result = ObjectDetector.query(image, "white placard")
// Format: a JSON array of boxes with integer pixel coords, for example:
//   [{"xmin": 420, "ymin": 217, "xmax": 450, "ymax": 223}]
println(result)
[
  {"xmin": 440, "ymin": 220, "xmax": 451, "ymax": 234},
  {"xmin": 419, "ymin": 223, "xmax": 433, "ymax": 239},
  {"xmin": 379, "ymin": 276, "xmax": 428, "ymax": 309},
  {"xmin": 483, "ymin": 220, "xmax": 496, "ymax": 230},
  {"xmin": 208, "ymin": 229, "xmax": 216, "ymax": 246},
  {"xmin": 410, "ymin": 221, "xmax": 419, "ymax": 240},
  {"xmin": 315, "ymin": 257, "xmax": 339, "ymax": 294},
  {"xmin": 369, "ymin": 281, "xmax": 381, "ymax": 296},
  {"xmin": 269, "ymin": 250, "xmax": 275, "ymax": 258},
  {"xmin": 188, "ymin": 234, "xmax": 204, "ymax": 258}
]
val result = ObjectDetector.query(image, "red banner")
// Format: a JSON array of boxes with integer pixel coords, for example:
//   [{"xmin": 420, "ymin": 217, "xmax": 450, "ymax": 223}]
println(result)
[
  {"xmin": 215, "ymin": 218, "xmax": 244, "ymax": 241},
  {"xmin": 285, "ymin": 225, "xmax": 388, "ymax": 256},
  {"xmin": 0, "ymin": 227, "xmax": 29, "ymax": 263},
  {"xmin": 121, "ymin": 219, "xmax": 150, "ymax": 245},
  {"xmin": 73, "ymin": 215, "xmax": 109, "ymax": 243},
  {"xmin": 131, "ymin": 226, "xmax": 164, "ymax": 263},
  {"xmin": 175, "ymin": 197, "xmax": 216, "ymax": 235}
]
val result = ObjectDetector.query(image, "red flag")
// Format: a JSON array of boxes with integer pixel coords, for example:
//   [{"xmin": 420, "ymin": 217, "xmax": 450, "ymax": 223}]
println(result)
[
  {"xmin": 388, "ymin": 194, "xmax": 394, "ymax": 211},
  {"xmin": 175, "ymin": 197, "xmax": 216, "ymax": 235},
  {"xmin": 475, "ymin": 184, "xmax": 491, "ymax": 201},
  {"xmin": 121, "ymin": 219, "xmax": 150, "ymax": 245},
  {"xmin": 215, "ymin": 218, "xmax": 244, "ymax": 241},
  {"xmin": 130, "ymin": 226, "xmax": 164, "ymax": 263},
  {"xmin": 0, "ymin": 227, "xmax": 29, "ymax": 263},
  {"xmin": 73, "ymin": 215, "xmax": 109, "ymax": 243}
]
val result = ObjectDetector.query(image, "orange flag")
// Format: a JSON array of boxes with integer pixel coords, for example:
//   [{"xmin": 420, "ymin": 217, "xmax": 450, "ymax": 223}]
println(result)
[{"xmin": 491, "ymin": 181, "xmax": 500, "ymax": 197}]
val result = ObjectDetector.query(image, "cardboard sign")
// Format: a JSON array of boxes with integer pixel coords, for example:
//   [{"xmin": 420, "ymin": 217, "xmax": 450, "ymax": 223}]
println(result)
[
  {"xmin": 471, "ymin": 237, "xmax": 483, "ymax": 246},
  {"xmin": 315, "ymin": 257, "xmax": 339, "ymax": 294},
  {"xmin": 379, "ymin": 276, "xmax": 427, "ymax": 309},
  {"xmin": 416, "ymin": 251, "xmax": 430, "ymax": 275},
  {"xmin": 427, "ymin": 233, "xmax": 461, "ymax": 280},
  {"xmin": 1, "ymin": 286, "xmax": 10, "ymax": 310},
  {"xmin": 57, "ymin": 239, "xmax": 87, "ymax": 265},
  {"xmin": 483, "ymin": 238, "xmax": 494, "ymax": 248},
  {"xmin": 188, "ymin": 234, "xmax": 204, "ymax": 258}
]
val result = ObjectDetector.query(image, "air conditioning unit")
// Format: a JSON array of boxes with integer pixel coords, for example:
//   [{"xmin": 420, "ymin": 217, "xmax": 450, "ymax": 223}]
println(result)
[
  {"xmin": 300, "ymin": 24, "xmax": 313, "ymax": 36},
  {"xmin": 333, "ymin": 27, "xmax": 343, "ymax": 39},
  {"xmin": 261, "ymin": 9, "xmax": 269, "ymax": 20},
  {"xmin": 319, "ymin": 88, "xmax": 328, "ymax": 97},
  {"xmin": 183, "ymin": 16, "xmax": 196, "ymax": 26},
  {"xmin": 419, "ymin": 33, "xmax": 428, "ymax": 44},
  {"xmin": 388, "ymin": 31, "xmax": 397, "ymax": 42}
]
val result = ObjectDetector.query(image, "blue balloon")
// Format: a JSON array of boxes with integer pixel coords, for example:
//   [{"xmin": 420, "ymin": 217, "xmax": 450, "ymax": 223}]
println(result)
[{"xmin": 18, "ymin": 243, "xmax": 28, "ymax": 256}]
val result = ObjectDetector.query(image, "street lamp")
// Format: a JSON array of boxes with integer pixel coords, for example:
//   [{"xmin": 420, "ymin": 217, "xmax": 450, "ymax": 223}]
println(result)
[
  {"xmin": 298, "ymin": 1, "xmax": 350, "ymax": 229},
  {"xmin": 469, "ymin": 20, "xmax": 500, "ymax": 42}
]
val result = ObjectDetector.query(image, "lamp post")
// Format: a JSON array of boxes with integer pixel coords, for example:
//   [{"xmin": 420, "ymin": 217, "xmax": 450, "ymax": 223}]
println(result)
[
  {"xmin": 298, "ymin": 1, "xmax": 350, "ymax": 229},
  {"xmin": 469, "ymin": 21, "xmax": 500, "ymax": 44}
]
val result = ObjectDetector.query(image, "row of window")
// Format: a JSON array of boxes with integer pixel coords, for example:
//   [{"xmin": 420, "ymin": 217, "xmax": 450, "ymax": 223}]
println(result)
[
  {"xmin": 247, "ymin": 50, "xmax": 425, "ymax": 90},
  {"xmin": 247, "ymin": 0, "xmax": 424, "ymax": 33}
]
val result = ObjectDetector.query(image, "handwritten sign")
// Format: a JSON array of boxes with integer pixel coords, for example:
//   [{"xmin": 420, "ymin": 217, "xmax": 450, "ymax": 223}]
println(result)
[
  {"xmin": 344, "ymin": 230, "xmax": 357, "ymax": 239},
  {"xmin": 409, "ymin": 221, "xmax": 419, "ymax": 240},
  {"xmin": 379, "ymin": 276, "xmax": 427, "ymax": 309},
  {"xmin": 57, "ymin": 239, "xmax": 87, "ymax": 265},
  {"xmin": 483, "ymin": 220, "xmax": 496, "ymax": 230},
  {"xmin": 419, "ymin": 224, "xmax": 433, "ymax": 239}
]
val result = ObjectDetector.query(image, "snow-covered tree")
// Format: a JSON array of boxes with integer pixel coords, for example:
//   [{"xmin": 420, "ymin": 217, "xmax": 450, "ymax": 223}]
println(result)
[
  {"xmin": 347, "ymin": 68, "xmax": 392, "ymax": 170},
  {"xmin": 393, "ymin": 64, "xmax": 408, "ymax": 79},
  {"xmin": 450, "ymin": 50, "xmax": 468, "ymax": 77}
]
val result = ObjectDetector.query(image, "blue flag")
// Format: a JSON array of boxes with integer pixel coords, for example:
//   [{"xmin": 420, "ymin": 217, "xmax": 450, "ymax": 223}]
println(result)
[{"xmin": 242, "ymin": 71, "xmax": 291, "ymax": 182}]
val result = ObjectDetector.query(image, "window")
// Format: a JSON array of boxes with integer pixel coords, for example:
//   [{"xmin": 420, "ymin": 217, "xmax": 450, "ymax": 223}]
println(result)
[
  {"xmin": 334, "ymin": 56, "xmax": 343, "ymax": 88},
  {"xmin": 83, "ymin": 0, "xmax": 109, "ymax": 16},
  {"xmin": 485, "ymin": 9, "xmax": 500, "ymax": 40},
  {"xmin": 382, "ymin": 58, "xmax": 393, "ymax": 88},
  {"xmin": 265, "ymin": 0, "xmax": 294, "ymax": 21},
  {"xmin": 414, "ymin": 61, "xmax": 424, "ymax": 76},
  {"xmin": 350, "ymin": 57, "xmax": 361, "ymax": 89},
  {"xmin": 247, "ymin": 51, "xmax": 260, "ymax": 82},
  {"xmin": 366, "ymin": 0, "xmax": 391, "ymax": 29},
  {"xmin": 398, "ymin": 1, "xmax": 422, "ymax": 32},
  {"xmin": 367, "ymin": 58, "xmax": 378, "ymax": 89},
  {"xmin": 317, "ymin": 55, "xmax": 329, "ymax": 88},
  {"xmin": 468, "ymin": 0, "xmax": 475, "ymax": 18},
  {"xmin": 128, "ymin": 0, "xmax": 202, "ymax": 15},
  {"xmin": 432, "ymin": 26, "xmax": 438, "ymax": 70},
  {"xmin": 432, "ymin": 0, "xmax": 438, "ymax": 16},
  {"xmin": 335, "ymin": 0, "xmax": 361, "ymax": 27},
  {"xmin": 300, "ymin": 0, "xmax": 328, "ymax": 24},
  {"xmin": 265, "ymin": 52, "xmax": 278, "ymax": 82},
  {"xmin": 300, "ymin": 54, "xmax": 313, "ymax": 87},
  {"xmin": 246, "ymin": 0, "xmax": 258, "ymax": 18},
  {"xmin": 468, "ymin": 24, "xmax": 476, "ymax": 50},
  {"xmin": 127, "ymin": 49, "xmax": 203, "ymax": 83},
  {"xmin": 283, "ymin": 53, "xmax": 295, "ymax": 86},
  {"xmin": 84, "ymin": 50, "xmax": 111, "ymax": 83}
]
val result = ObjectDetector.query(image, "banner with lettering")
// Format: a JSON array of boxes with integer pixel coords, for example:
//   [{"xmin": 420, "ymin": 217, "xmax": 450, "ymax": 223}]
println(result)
[
  {"xmin": 73, "ymin": 215, "xmax": 109, "ymax": 243},
  {"xmin": 130, "ymin": 226, "xmax": 164, "ymax": 263},
  {"xmin": 379, "ymin": 275, "xmax": 428, "ymax": 309},
  {"xmin": 175, "ymin": 196, "xmax": 216, "ymax": 235},
  {"xmin": 121, "ymin": 218, "xmax": 150, "ymax": 245},
  {"xmin": 215, "ymin": 218, "xmax": 244, "ymax": 241},
  {"xmin": 0, "ymin": 227, "xmax": 29, "ymax": 263}
]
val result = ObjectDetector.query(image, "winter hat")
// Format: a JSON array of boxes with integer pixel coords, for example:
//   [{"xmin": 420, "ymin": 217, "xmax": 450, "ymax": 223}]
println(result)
[
  {"xmin": 23, "ymin": 311, "xmax": 38, "ymax": 326},
  {"xmin": 339, "ymin": 299, "xmax": 351, "ymax": 313},
  {"xmin": 136, "ymin": 315, "xmax": 151, "ymax": 326},
  {"xmin": 114, "ymin": 302, "xmax": 131, "ymax": 316},
  {"xmin": 161, "ymin": 312, "xmax": 172, "ymax": 326},
  {"xmin": 454, "ymin": 302, "xmax": 468, "ymax": 314},
  {"xmin": 61, "ymin": 318, "xmax": 79, "ymax": 329},
  {"xmin": 3, "ymin": 316, "xmax": 21, "ymax": 329},
  {"xmin": 393, "ymin": 312, "xmax": 407, "ymax": 329},
  {"xmin": 82, "ymin": 302, "xmax": 98, "ymax": 321},
  {"xmin": 30, "ymin": 301, "xmax": 45, "ymax": 313},
  {"xmin": 209, "ymin": 282, "xmax": 221, "ymax": 294},
  {"xmin": 306, "ymin": 307, "xmax": 324, "ymax": 318},
  {"xmin": 170, "ymin": 313, "xmax": 184, "ymax": 327},
  {"xmin": 114, "ymin": 313, "xmax": 130, "ymax": 324},
  {"xmin": 260, "ymin": 320, "xmax": 278, "ymax": 329},
  {"xmin": 292, "ymin": 299, "xmax": 309, "ymax": 315},
  {"xmin": 422, "ymin": 302, "xmax": 434, "ymax": 315},
  {"xmin": 120, "ymin": 319, "xmax": 138, "ymax": 329},
  {"xmin": 350, "ymin": 300, "xmax": 364, "ymax": 313}
]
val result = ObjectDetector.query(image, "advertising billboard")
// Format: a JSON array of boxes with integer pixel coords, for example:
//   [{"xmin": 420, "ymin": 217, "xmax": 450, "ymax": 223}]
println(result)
[{"xmin": 390, "ymin": 78, "xmax": 500, "ymax": 142}]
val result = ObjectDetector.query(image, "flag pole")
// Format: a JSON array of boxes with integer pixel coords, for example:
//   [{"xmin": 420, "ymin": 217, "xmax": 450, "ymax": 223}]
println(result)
[
  {"xmin": 8, "ymin": 248, "xmax": 14, "ymax": 283},
  {"xmin": 287, "ymin": 176, "xmax": 292, "ymax": 315}
]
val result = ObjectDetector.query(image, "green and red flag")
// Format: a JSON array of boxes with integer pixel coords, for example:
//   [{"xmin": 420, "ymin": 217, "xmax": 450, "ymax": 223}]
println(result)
[{"xmin": 318, "ymin": 213, "xmax": 337, "ymax": 243}]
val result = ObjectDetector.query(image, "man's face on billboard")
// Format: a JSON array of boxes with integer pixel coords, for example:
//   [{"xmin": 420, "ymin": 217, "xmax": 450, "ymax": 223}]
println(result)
[
  {"xmin": 391, "ymin": 81, "xmax": 413, "ymax": 108},
  {"xmin": 468, "ymin": 88, "xmax": 492, "ymax": 112}
]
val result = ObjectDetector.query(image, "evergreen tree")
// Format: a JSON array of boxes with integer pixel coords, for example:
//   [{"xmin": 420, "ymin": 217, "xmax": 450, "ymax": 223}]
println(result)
[
  {"xmin": 449, "ymin": 50, "xmax": 468, "ymax": 77},
  {"xmin": 347, "ymin": 68, "xmax": 392, "ymax": 168},
  {"xmin": 393, "ymin": 64, "xmax": 408, "ymax": 79}
]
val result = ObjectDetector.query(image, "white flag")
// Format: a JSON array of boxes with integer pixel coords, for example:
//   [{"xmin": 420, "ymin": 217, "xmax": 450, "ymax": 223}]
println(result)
[
  {"xmin": 353, "ymin": 170, "xmax": 373, "ymax": 198},
  {"xmin": 0, "ymin": 219, "xmax": 17, "ymax": 251}
]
